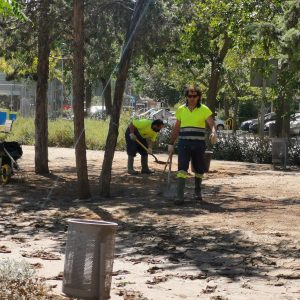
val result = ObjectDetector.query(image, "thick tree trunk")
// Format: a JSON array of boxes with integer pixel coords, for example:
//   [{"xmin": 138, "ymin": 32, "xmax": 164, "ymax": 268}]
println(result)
[
  {"xmin": 206, "ymin": 35, "xmax": 232, "ymax": 114},
  {"xmin": 35, "ymin": 0, "xmax": 51, "ymax": 175},
  {"xmin": 73, "ymin": 0, "xmax": 90, "ymax": 199},
  {"xmin": 207, "ymin": 60, "xmax": 220, "ymax": 114},
  {"xmin": 100, "ymin": 0, "xmax": 150, "ymax": 197},
  {"xmin": 85, "ymin": 80, "xmax": 92, "ymax": 117},
  {"xmin": 101, "ymin": 78, "xmax": 112, "ymax": 115}
]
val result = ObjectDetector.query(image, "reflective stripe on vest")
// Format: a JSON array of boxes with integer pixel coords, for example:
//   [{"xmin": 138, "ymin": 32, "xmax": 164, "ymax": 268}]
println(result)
[{"xmin": 179, "ymin": 127, "xmax": 206, "ymax": 140}]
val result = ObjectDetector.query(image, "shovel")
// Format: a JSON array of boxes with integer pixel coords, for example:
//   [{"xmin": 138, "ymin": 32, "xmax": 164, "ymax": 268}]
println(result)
[
  {"xmin": 160, "ymin": 152, "xmax": 177, "ymax": 198},
  {"xmin": 135, "ymin": 138, "xmax": 168, "ymax": 165}
]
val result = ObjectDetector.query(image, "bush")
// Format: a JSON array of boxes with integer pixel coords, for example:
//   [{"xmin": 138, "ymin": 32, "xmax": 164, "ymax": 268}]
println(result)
[
  {"xmin": 5, "ymin": 118, "xmax": 35, "ymax": 145},
  {"xmin": 212, "ymin": 132, "xmax": 299, "ymax": 166},
  {"xmin": 0, "ymin": 259, "xmax": 61, "ymax": 300}
]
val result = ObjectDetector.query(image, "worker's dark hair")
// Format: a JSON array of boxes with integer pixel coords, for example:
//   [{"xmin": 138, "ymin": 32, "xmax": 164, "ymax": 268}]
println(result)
[
  {"xmin": 152, "ymin": 119, "xmax": 164, "ymax": 126},
  {"xmin": 184, "ymin": 84, "xmax": 202, "ymax": 107}
]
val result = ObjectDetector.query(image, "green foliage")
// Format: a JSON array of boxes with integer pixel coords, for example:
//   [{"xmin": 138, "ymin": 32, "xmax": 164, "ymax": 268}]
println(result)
[
  {"xmin": 0, "ymin": 0, "xmax": 27, "ymax": 20},
  {"xmin": 213, "ymin": 133, "xmax": 272, "ymax": 164},
  {"xmin": 212, "ymin": 133, "xmax": 300, "ymax": 166},
  {"xmin": 238, "ymin": 100, "xmax": 258, "ymax": 122},
  {"xmin": 48, "ymin": 119, "xmax": 74, "ymax": 147},
  {"xmin": 5, "ymin": 117, "xmax": 35, "ymax": 144}
]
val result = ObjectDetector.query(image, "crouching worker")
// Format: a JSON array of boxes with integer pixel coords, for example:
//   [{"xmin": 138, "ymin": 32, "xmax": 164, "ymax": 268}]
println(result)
[
  {"xmin": 168, "ymin": 85, "xmax": 217, "ymax": 205},
  {"xmin": 125, "ymin": 118, "xmax": 164, "ymax": 175}
]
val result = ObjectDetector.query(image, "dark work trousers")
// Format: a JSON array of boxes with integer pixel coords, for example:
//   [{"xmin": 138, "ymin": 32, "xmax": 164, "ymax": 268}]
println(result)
[
  {"xmin": 177, "ymin": 139, "xmax": 206, "ymax": 175},
  {"xmin": 125, "ymin": 127, "xmax": 148, "ymax": 157}
]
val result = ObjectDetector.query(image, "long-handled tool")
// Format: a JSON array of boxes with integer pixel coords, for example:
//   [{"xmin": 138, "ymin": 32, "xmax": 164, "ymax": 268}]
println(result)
[
  {"xmin": 160, "ymin": 152, "xmax": 177, "ymax": 198},
  {"xmin": 135, "ymin": 138, "xmax": 168, "ymax": 165}
]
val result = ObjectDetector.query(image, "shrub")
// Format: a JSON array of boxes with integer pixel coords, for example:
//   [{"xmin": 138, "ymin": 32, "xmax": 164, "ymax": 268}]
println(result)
[
  {"xmin": 0, "ymin": 259, "xmax": 61, "ymax": 300},
  {"xmin": 48, "ymin": 119, "xmax": 74, "ymax": 147},
  {"xmin": 5, "ymin": 118, "xmax": 35, "ymax": 145},
  {"xmin": 212, "ymin": 132, "xmax": 299, "ymax": 166}
]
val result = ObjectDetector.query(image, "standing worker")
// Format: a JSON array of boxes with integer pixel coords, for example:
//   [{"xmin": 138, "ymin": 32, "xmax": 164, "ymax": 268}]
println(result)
[
  {"xmin": 125, "ymin": 118, "xmax": 164, "ymax": 174},
  {"xmin": 168, "ymin": 85, "xmax": 217, "ymax": 205}
]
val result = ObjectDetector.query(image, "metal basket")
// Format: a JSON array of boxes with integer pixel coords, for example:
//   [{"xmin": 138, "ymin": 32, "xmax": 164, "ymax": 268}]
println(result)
[
  {"xmin": 63, "ymin": 219, "xmax": 118, "ymax": 300},
  {"xmin": 272, "ymin": 138, "xmax": 288, "ymax": 168}
]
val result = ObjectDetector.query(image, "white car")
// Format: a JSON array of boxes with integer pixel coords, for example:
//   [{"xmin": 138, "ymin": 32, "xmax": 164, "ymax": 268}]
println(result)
[{"xmin": 290, "ymin": 116, "xmax": 300, "ymax": 135}]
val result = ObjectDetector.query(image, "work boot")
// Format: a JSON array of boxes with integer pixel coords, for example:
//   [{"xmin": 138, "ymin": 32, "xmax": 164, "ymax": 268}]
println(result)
[
  {"xmin": 141, "ymin": 155, "xmax": 154, "ymax": 174},
  {"xmin": 194, "ymin": 177, "xmax": 203, "ymax": 201},
  {"xmin": 174, "ymin": 178, "xmax": 185, "ymax": 205},
  {"xmin": 127, "ymin": 156, "xmax": 138, "ymax": 175}
]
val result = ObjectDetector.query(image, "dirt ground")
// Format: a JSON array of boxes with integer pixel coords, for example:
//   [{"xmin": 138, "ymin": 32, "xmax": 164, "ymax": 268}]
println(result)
[{"xmin": 0, "ymin": 145, "xmax": 300, "ymax": 300}]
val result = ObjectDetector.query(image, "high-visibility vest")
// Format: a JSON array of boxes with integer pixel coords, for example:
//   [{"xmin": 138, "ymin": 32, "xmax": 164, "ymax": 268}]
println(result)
[{"xmin": 175, "ymin": 104, "xmax": 212, "ymax": 140}]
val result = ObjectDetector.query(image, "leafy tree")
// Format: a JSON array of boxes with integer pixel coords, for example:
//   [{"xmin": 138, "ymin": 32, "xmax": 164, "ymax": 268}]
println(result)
[{"xmin": 0, "ymin": 0, "xmax": 27, "ymax": 19}]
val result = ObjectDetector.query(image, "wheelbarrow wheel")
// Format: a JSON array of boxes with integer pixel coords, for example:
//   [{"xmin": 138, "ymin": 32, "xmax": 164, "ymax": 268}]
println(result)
[{"xmin": 2, "ymin": 164, "xmax": 11, "ymax": 184}]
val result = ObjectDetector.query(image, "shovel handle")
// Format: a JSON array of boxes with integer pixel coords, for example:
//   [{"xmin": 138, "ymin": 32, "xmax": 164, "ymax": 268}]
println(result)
[
  {"xmin": 167, "ymin": 153, "xmax": 173, "ymax": 184},
  {"xmin": 163, "ymin": 152, "xmax": 173, "ymax": 173},
  {"xmin": 135, "ymin": 138, "xmax": 159, "ymax": 161}
]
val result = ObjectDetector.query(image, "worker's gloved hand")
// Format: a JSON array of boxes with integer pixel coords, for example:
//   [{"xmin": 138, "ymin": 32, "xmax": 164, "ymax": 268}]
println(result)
[
  {"xmin": 129, "ymin": 133, "xmax": 137, "ymax": 141},
  {"xmin": 167, "ymin": 144, "xmax": 174, "ymax": 154},
  {"xmin": 147, "ymin": 148, "xmax": 153, "ymax": 155},
  {"xmin": 209, "ymin": 132, "xmax": 218, "ymax": 145}
]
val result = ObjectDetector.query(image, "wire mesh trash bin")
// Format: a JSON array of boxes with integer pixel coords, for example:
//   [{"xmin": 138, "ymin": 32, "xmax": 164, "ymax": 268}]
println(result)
[
  {"xmin": 204, "ymin": 151, "xmax": 213, "ymax": 172},
  {"xmin": 63, "ymin": 219, "xmax": 118, "ymax": 300},
  {"xmin": 271, "ymin": 138, "xmax": 288, "ymax": 169}
]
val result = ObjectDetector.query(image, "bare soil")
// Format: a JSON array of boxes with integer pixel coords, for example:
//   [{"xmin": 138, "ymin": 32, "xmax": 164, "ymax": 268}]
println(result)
[{"xmin": 0, "ymin": 146, "xmax": 300, "ymax": 300}]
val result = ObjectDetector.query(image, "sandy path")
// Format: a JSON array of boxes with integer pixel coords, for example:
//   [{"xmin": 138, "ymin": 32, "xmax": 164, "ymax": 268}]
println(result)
[{"xmin": 0, "ymin": 146, "xmax": 299, "ymax": 299}]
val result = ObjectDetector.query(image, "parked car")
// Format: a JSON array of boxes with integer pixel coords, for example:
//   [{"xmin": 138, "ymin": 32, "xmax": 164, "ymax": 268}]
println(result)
[
  {"xmin": 247, "ymin": 112, "xmax": 276, "ymax": 133},
  {"xmin": 240, "ymin": 119, "xmax": 255, "ymax": 131},
  {"xmin": 290, "ymin": 118, "xmax": 300, "ymax": 135},
  {"xmin": 264, "ymin": 113, "xmax": 300, "ymax": 135}
]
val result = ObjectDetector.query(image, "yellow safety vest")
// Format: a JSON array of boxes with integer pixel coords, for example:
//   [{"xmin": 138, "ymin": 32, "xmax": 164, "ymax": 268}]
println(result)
[
  {"xmin": 132, "ymin": 119, "xmax": 158, "ymax": 142},
  {"xmin": 175, "ymin": 104, "xmax": 212, "ymax": 140}
]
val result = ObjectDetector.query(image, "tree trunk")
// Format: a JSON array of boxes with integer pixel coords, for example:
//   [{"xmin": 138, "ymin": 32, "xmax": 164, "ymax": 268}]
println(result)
[
  {"xmin": 232, "ymin": 97, "xmax": 239, "ymax": 133},
  {"xmin": 100, "ymin": 0, "xmax": 150, "ymax": 197},
  {"xmin": 35, "ymin": 0, "xmax": 51, "ymax": 175},
  {"xmin": 206, "ymin": 35, "xmax": 232, "ymax": 114},
  {"xmin": 224, "ymin": 96, "xmax": 230, "ymax": 120},
  {"xmin": 282, "ymin": 98, "xmax": 290, "ymax": 138},
  {"xmin": 73, "ymin": 0, "xmax": 90, "ymax": 199},
  {"xmin": 101, "ymin": 78, "xmax": 112, "ymax": 115},
  {"xmin": 206, "ymin": 59, "xmax": 220, "ymax": 114},
  {"xmin": 85, "ymin": 80, "xmax": 92, "ymax": 117}
]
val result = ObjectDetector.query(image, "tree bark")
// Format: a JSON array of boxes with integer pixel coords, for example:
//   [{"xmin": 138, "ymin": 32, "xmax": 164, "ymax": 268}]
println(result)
[
  {"xmin": 100, "ymin": 0, "xmax": 150, "ymax": 197},
  {"xmin": 73, "ymin": 0, "xmax": 90, "ymax": 199},
  {"xmin": 85, "ymin": 80, "xmax": 92, "ymax": 117},
  {"xmin": 224, "ymin": 96, "xmax": 230, "ymax": 120},
  {"xmin": 35, "ymin": 0, "xmax": 51, "ymax": 175},
  {"xmin": 206, "ymin": 35, "xmax": 232, "ymax": 114},
  {"xmin": 232, "ymin": 98, "xmax": 239, "ymax": 133},
  {"xmin": 101, "ymin": 78, "xmax": 112, "ymax": 115}
]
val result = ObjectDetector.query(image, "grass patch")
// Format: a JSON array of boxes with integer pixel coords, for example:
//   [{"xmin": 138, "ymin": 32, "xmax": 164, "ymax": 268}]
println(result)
[{"xmin": 3, "ymin": 114, "xmax": 131, "ymax": 151}]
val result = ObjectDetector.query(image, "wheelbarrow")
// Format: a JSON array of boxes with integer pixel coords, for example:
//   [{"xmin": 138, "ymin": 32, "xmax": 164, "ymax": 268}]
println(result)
[{"xmin": 0, "ymin": 142, "xmax": 23, "ymax": 184}]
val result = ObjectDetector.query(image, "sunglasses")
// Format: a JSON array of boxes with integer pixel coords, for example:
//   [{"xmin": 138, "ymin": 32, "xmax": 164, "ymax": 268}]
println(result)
[{"xmin": 187, "ymin": 94, "xmax": 198, "ymax": 98}]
